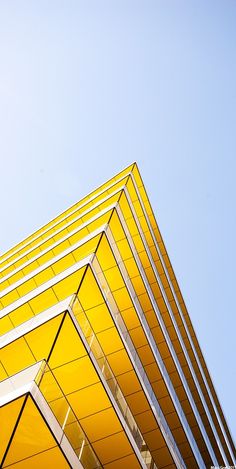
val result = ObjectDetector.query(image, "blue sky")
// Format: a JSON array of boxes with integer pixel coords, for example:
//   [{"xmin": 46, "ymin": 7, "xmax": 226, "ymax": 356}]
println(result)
[{"xmin": 0, "ymin": 1, "xmax": 235, "ymax": 442}]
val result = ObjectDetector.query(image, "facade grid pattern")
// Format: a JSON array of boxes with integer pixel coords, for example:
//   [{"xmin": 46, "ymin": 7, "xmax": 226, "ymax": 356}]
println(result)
[{"xmin": 0, "ymin": 163, "xmax": 235, "ymax": 469}]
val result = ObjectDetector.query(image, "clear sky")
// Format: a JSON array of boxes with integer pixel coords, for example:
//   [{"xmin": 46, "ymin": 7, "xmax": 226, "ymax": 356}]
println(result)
[{"xmin": 0, "ymin": 0, "xmax": 235, "ymax": 443}]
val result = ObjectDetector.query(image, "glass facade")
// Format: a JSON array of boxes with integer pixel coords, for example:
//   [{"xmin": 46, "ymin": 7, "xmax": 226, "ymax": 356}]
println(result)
[{"xmin": 0, "ymin": 163, "xmax": 235, "ymax": 468}]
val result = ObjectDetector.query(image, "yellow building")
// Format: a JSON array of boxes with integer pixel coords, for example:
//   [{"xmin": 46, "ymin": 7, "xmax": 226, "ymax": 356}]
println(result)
[{"xmin": 0, "ymin": 163, "xmax": 235, "ymax": 468}]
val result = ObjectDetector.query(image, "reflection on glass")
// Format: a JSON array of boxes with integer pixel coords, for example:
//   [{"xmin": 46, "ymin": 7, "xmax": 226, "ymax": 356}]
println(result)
[
  {"xmin": 0, "ymin": 360, "xmax": 101, "ymax": 469},
  {"xmin": 71, "ymin": 295, "xmax": 157, "ymax": 469}
]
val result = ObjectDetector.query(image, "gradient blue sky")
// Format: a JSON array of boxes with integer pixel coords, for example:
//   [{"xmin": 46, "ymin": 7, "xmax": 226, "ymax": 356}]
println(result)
[{"xmin": 0, "ymin": 1, "xmax": 235, "ymax": 441}]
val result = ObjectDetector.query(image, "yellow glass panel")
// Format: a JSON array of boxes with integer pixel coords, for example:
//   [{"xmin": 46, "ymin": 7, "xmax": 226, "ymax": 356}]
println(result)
[
  {"xmin": 149, "ymin": 245, "xmax": 159, "ymax": 262},
  {"xmin": 104, "ymin": 179, "xmax": 125, "ymax": 197},
  {"xmin": 131, "ymin": 234, "xmax": 145, "ymax": 253},
  {"xmin": 52, "ymin": 267, "xmax": 85, "ymax": 300},
  {"xmin": 72, "ymin": 235, "xmax": 101, "ymax": 262},
  {"xmin": 87, "ymin": 211, "xmax": 111, "ymax": 233},
  {"xmin": 151, "ymin": 446, "xmax": 173, "ymax": 467},
  {"xmin": 82, "ymin": 207, "xmax": 100, "ymax": 223},
  {"xmin": 25, "ymin": 314, "xmax": 65, "ymax": 361},
  {"xmin": 4, "ymin": 396, "xmax": 56, "ymax": 467},
  {"xmin": 119, "ymin": 191, "xmax": 133, "ymax": 220},
  {"xmin": 0, "ymin": 337, "xmax": 34, "ymax": 375},
  {"xmin": 121, "ymin": 307, "xmax": 140, "ymax": 331},
  {"xmin": 53, "ymin": 355, "xmax": 99, "ymax": 395},
  {"xmin": 152, "ymin": 326, "xmax": 165, "ymax": 345},
  {"xmin": 143, "ymin": 194, "xmax": 154, "ymax": 220},
  {"xmin": 126, "ymin": 390, "xmax": 149, "ymax": 415},
  {"xmin": 48, "ymin": 314, "xmax": 86, "ymax": 369},
  {"xmin": 129, "ymin": 326, "xmax": 148, "ymax": 349},
  {"xmin": 29, "ymin": 288, "xmax": 58, "ymax": 315},
  {"xmin": 96, "ymin": 236, "xmax": 116, "ymax": 271},
  {"xmin": 10, "ymin": 302, "xmax": 34, "ymax": 327},
  {"xmin": 49, "ymin": 397, "xmax": 74, "ymax": 428},
  {"xmin": 0, "ymin": 362, "xmax": 8, "ymax": 380},
  {"xmin": 0, "ymin": 315, "xmax": 14, "ymax": 335},
  {"xmin": 79, "ymin": 204, "xmax": 98, "ymax": 222},
  {"xmin": 53, "ymin": 228, "xmax": 68, "ymax": 242},
  {"xmin": 0, "ymin": 260, "xmax": 8, "ymax": 269},
  {"xmin": 40, "ymin": 238, "xmax": 54, "ymax": 250},
  {"xmin": 132, "ymin": 199, "xmax": 143, "ymax": 218},
  {"xmin": 131, "ymin": 276, "xmax": 146, "ymax": 295},
  {"xmin": 144, "ymin": 428, "xmax": 166, "ymax": 451},
  {"xmin": 65, "ymin": 212, "xmax": 80, "ymax": 226},
  {"xmin": 152, "ymin": 380, "xmax": 169, "ymax": 400},
  {"xmin": 11, "ymin": 258, "xmax": 23, "ymax": 271},
  {"xmin": 27, "ymin": 246, "xmax": 41, "ymax": 259},
  {"xmin": 96, "ymin": 191, "xmax": 122, "ymax": 212},
  {"xmin": 52, "ymin": 239, "xmax": 71, "ymax": 256},
  {"xmin": 116, "ymin": 370, "xmax": 141, "ymax": 396},
  {"xmin": 106, "ymin": 349, "xmax": 133, "ymax": 376},
  {"xmin": 86, "ymin": 303, "xmax": 113, "ymax": 333},
  {"xmin": 34, "ymin": 267, "xmax": 54, "ymax": 287},
  {"xmin": 93, "ymin": 431, "xmax": 133, "ymax": 465},
  {"xmin": 1, "ymin": 289, "xmax": 20, "ymax": 308},
  {"xmin": 97, "ymin": 327, "xmax": 123, "ymax": 355},
  {"xmin": 150, "ymin": 281, "xmax": 162, "ymax": 300},
  {"xmin": 88, "ymin": 190, "xmax": 107, "ymax": 206},
  {"xmin": 78, "ymin": 267, "xmax": 104, "ymax": 311},
  {"xmin": 124, "ymin": 257, "xmax": 140, "ymax": 279},
  {"xmin": 76, "ymin": 311, "xmax": 94, "ymax": 338},
  {"xmin": 125, "ymin": 218, "xmax": 139, "ymax": 239},
  {"xmin": 138, "ymin": 292, "xmax": 152, "ymax": 312},
  {"xmin": 137, "ymin": 344, "xmax": 155, "ymax": 366},
  {"xmin": 78, "ymin": 441, "xmax": 101, "ymax": 467},
  {"xmin": 25, "ymin": 249, "xmax": 39, "ymax": 262},
  {"xmin": 52, "ymin": 220, "xmax": 66, "ymax": 235},
  {"xmin": 132, "ymin": 164, "xmax": 143, "ymax": 189},
  {"xmin": 112, "ymin": 288, "xmax": 133, "ymax": 311},
  {"xmin": 68, "ymin": 227, "xmax": 88, "ymax": 245},
  {"xmin": 16, "ymin": 277, "xmax": 37, "ymax": 297},
  {"xmin": 0, "ymin": 396, "xmax": 25, "ymax": 462},
  {"xmin": 107, "ymin": 180, "xmax": 126, "ymax": 195},
  {"xmin": 126, "ymin": 177, "xmax": 139, "ymax": 203},
  {"xmin": 145, "ymin": 266, "xmax": 156, "ymax": 284},
  {"xmin": 69, "ymin": 217, "xmax": 82, "ymax": 231},
  {"xmin": 135, "ymin": 409, "xmax": 158, "ymax": 433},
  {"xmin": 26, "ymin": 238, "xmax": 39, "ymax": 250},
  {"xmin": 0, "ymin": 266, "xmax": 12, "ymax": 278},
  {"xmin": 37, "ymin": 250, "xmax": 54, "ymax": 266},
  {"xmin": 138, "ymin": 185, "xmax": 149, "ymax": 203},
  {"xmin": 22, "ymin": 260, "xmax": 39, "ymax": 275},
  {"xmin": 108, "ymin": 210, "xmax": 126, "ymax": 242},
  {"xmin": 67, "ymin": 382, "xmax": 111, "ymax": 419},
  {"xmin": 0, "ymin": 280, "xmax": 10, "ymax": 292},
  {"xmin": 39, "ymin": 370, "xmax": 64, "ymax": 402},
  {"xmin": 144, "ymin": 309, "xmax": 158, "ymax": 329},
  {"xmin": 138, "ymin": 214, "xmax": 149, "ymax": 233},
  {"xmin": 80, "ymin": 407, "xmax": 122, "ymax": 442},
  {"xmin": 7, "ymin": 446, "xmax": 70, "ymax": 468},
  {"xmin": 52, "ymin": 253, "xmax": 75, "ymax": 275},
  {"xmin": 116, "ymin": 238, "xmax": 133, "ymax": 261},
  {"xmin": 8, "ymin": 270, "xmax": 24, "ymax": 286},
  {"xmin": 3, "ymin": 239, "xmax": 30, "ymax": 265},
  {"xmin": 104, "ymin": 453, "xmax": 140, "ymax": 469},
  {"xmin": 104, "ymin": 266, "xmax": 124, "ymax": 291},
  {"xmin": 145, "ymin": 362, "xmax": 162, "ymax": 383}
]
